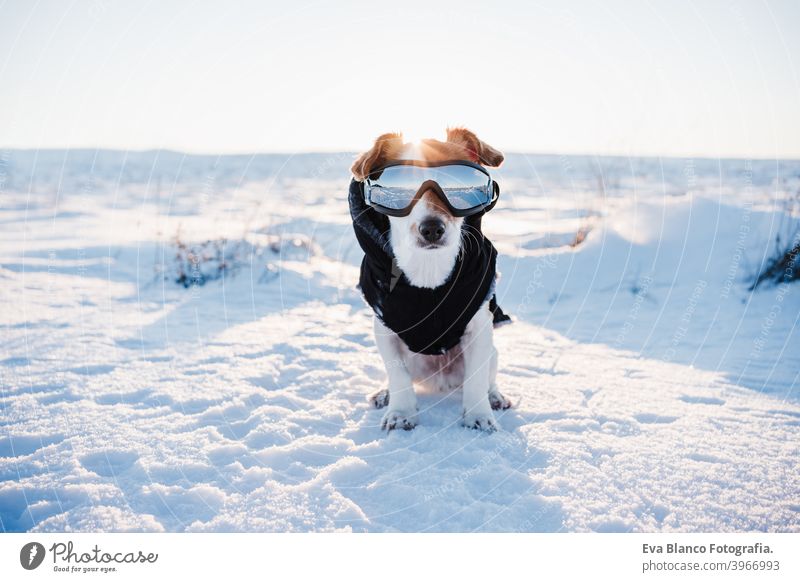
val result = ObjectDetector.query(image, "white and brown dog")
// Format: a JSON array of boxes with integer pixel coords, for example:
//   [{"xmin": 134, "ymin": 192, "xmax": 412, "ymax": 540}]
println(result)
[{"xmin": 350, "ymin": 128, "xmax": 512, "ymax": 432}]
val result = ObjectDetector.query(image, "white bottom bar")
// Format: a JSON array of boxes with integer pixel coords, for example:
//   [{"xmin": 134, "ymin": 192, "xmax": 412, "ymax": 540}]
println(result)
[{"xmin": 2, "ymin": 533, "xmax": 798, "ymax": 581}]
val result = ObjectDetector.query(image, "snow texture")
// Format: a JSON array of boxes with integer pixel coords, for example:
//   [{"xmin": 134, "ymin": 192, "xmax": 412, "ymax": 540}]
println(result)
[{"xmin": 1, "ymin": 150, "xmax": 799, "ymax": 532}]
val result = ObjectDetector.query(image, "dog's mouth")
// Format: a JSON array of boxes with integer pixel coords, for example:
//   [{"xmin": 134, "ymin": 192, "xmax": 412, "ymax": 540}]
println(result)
[{"xmin": 416, "ymin": 239, "xmax": 446, "ymax": 249}]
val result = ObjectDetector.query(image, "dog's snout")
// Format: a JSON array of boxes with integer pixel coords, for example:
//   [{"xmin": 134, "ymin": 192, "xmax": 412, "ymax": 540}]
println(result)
[{"xmin": 419, "ymin": 219, "xmax": 446, "ymax": 243}]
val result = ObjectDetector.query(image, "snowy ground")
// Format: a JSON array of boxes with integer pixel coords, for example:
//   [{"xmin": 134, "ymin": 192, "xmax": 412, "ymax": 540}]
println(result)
[{"xmin": 1, "ymin": 150, "xmax": 799, "ymax": 532}]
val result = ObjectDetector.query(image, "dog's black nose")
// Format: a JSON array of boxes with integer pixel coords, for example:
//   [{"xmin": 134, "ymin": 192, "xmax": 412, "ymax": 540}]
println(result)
[{"xmin": 419, "ymin": 219, "xmax": 446, "ymax": 243}]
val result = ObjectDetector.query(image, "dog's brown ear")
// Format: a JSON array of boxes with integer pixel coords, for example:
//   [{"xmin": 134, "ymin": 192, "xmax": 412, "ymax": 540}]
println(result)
[
  {"xmin": 445, "ymin": 127, "xmax": 504, "ymax": 167},
  {"xmin": 351, "ymin": 132, "xmax": 405, "ymax": 180}
]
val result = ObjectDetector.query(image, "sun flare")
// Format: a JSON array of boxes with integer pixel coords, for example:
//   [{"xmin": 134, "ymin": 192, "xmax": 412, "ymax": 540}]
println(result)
[{"xmin": 401, "ymin": 123, "xmax": 442, "ymax": 146}]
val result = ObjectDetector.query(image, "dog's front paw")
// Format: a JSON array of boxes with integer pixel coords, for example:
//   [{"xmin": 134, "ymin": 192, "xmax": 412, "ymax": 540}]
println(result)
[
  {"xmin": 488, "ymin": 390, "xmax": 513, "ymax": 410},
  {"xmin": 368, "ymin": 388, "xmax": 390, "ymax": 409},
  {"xmin": 462, "ymin": 411, "xmax": 499, "ymax": 432},
  {"xmin": 381, "ymin": 409, "xmax": 418, "ymax": 431}
]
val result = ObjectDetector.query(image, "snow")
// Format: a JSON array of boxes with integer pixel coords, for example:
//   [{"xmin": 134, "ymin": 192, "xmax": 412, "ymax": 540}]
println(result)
[{"xmin": 1, "ymin": 150, "xmax": 799, "ymax": 532}]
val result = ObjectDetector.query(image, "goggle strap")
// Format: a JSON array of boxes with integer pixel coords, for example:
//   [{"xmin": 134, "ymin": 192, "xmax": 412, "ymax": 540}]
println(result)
[{"xmin": 484, "ymin": 181, "xmax": 500, "ymax": 213}]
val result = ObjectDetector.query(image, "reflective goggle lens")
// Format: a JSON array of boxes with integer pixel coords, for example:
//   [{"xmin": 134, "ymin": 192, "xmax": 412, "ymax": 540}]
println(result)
[{"xmin": 366, "ymin": 163, "xmax": 492, "ymax": 213}]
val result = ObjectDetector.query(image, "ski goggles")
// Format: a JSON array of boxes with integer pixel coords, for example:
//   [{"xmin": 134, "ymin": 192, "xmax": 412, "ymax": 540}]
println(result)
[{"xmin": 364, "ymin": 160, "xmax": 499, "ymax": 217}]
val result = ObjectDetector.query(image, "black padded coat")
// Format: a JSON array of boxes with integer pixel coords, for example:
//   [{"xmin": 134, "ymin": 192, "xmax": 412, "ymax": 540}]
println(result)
[{"xmin": 348, "ymin": 179, "xmax": 510, "ymax": 355}]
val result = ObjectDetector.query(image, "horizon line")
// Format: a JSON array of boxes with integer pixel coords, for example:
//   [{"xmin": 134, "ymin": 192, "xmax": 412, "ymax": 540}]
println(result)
[{"xmin": 3, "ymin": 146, "xmax": 800, "ymax": 164}]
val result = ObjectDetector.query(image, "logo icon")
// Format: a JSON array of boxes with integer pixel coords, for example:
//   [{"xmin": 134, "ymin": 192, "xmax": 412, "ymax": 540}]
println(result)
[{"xmin": 20, "ymin": 542, "xmax": 46, "ymax": 570}]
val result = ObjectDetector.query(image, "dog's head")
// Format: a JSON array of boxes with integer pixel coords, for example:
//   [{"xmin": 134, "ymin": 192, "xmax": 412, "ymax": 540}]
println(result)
[{"xmin": 352, "ymin": 128, "xmax": 503, "ymax": 288}]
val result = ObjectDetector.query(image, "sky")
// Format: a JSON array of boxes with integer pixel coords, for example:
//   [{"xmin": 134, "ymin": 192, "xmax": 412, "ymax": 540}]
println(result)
[{"xmin": 1, "ymin": 0, "xmax": 799, "ymax": 159}]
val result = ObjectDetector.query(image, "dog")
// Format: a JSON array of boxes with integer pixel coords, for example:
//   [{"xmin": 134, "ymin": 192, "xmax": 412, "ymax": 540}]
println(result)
[{"xmin": 350, "ymin": 128, "xmax": 512, "ymax": 432}]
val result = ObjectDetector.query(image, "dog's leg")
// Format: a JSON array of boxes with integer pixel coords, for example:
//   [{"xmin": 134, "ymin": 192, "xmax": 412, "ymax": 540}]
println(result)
[
  {"xmin": 487, "ymin": 346, "xmax": 513, "ymax": 410},
  {"xmin": 367, "ymin": 387, "xmax": 390, "ymax": 409},
  {"xmin": 460, "ymin": 305, "xmax": 499, "ymax": 431},
  {"xmin": 373, "ymin": 317, "xmax": 418, "ymax": 431}
]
